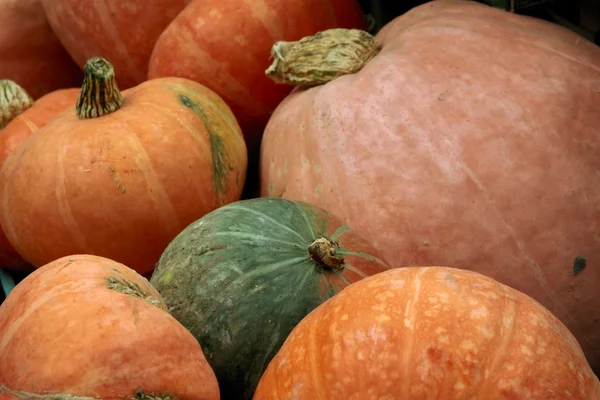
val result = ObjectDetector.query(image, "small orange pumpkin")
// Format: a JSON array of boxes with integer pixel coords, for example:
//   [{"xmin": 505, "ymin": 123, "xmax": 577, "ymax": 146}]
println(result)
[
  {"xmin": 0, "ymin": 254, "xmax": 219, "ymax": 399},
  {"xmin": 0, "ymin": 57, "xmax": 247, "ymax": 274},
  {"xmin": 255, "ymin": 267, "xmax": 600, "ymax": 399}
]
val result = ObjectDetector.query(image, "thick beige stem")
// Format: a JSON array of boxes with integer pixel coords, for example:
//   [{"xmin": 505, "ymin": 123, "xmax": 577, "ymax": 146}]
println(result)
[{"xmin": 265, "ymin": 28, "xmax": 381, "ymax": 87}]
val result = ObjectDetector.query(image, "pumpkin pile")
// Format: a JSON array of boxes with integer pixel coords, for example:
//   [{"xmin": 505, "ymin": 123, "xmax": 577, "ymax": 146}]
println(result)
[{"xmin": 0, "ymin": 0, "xmax": 599, "ymax": 398}]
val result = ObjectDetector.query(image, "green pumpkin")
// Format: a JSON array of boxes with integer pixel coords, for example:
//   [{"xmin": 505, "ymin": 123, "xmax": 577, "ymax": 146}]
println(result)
[{"xmin": 150, "ymin": 197, "xmax": 390, "ymax": 399}]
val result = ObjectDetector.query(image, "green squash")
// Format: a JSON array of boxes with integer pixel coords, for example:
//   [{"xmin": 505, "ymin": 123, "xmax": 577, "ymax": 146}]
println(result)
[{"xmin": 150, "ymin": 197, "xmax": 390, "ymax": 399}]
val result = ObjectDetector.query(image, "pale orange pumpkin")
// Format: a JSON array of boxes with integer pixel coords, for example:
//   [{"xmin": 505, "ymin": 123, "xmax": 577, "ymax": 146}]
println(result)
[
  {"xmin": 0, "ymin": 254, "xmax": 219, "ymax": 399},
  {"xmin": 0, "ymin": 0, "xmax": 82, "ymax": 99},
  {"xmin": 0, "ymin": 85, "xmax": 79, "ymax": 271},
  {"xmin": 255, "ymin": 267, "xmax": 600, "ymax": 399},
  {"xmin": 0, "ymin": 57, "xmax": 247, "ymax": 274},
  {"xmin": 260, "ymin": 0, "xmax": 600, "ymax": 370},
  {"xmin": 40, "ymin": 0, "xmax": 191, "ymax": 89}
]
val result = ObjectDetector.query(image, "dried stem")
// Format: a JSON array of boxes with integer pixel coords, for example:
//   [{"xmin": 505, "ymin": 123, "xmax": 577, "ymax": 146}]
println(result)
[
  {"xmin": 265, "ymin": 28, "xmax": 381, "ymax": 87},
  {"xmin": 76, "ymin": 56, "xmax": 124, "ymax": 119},
  {"xmin": 0, "ymin": 80, "xmax": 33, "ymax": 129},
  {"xmin": 308, "ymin": 237, "xmax": 345, "ymax": 271}
]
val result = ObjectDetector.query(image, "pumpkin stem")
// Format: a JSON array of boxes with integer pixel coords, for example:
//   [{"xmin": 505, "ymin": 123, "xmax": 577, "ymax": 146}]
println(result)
[
  {"xmin": 308, "ymin": 237, "xmax": 345, "ymax": 271},
  {"xmin": 265, "ymin": 28, "xmax": 381, "ymax": 87},
  {"xmin": 76, "ymin": 56, "xmax": 124, "ymax": 119},
  {"xmin": 0, "ymin": 80, "xmax": 33, "ymax": 129}
]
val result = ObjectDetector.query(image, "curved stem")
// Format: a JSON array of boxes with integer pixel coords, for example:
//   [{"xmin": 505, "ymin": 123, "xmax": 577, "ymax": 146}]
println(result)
[
  {"xmin": 0, "ymin": 80, "xmax": 33, "ymax": 129},
  {"xmin": 265, "ymin": 28, "xmax": 381, "ymax": 87},
  {"xmin": 308, "ymin": 237, "xmax": 345, "ymax": 271},
  {"xmin": 76, "ymin": 56, "xmax": 124, "ymax": 119}
]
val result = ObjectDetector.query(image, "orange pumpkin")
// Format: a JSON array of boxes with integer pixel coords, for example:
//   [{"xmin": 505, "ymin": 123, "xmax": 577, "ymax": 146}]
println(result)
[
  {"xmin": 0, "ymin": 0, "xmax": 82, "ymax": 99},
  {"xmin": 41, "ymin": 0, "xmax": 191, "ymax": 89},
  {"xmin": 0, "ymin": 254, "xmax": 219, "ymax": 399},
  {"xmin": 255, "ymin": 267, "xmax": 600, "ymax": 399},
  {"xmin": 147, "ymin": 0, "xmax": 367, "ymax": 161},
  {"xmin": 260, "ymin": 0, "xmax": 600, "ymax": 370},
  {"xmin": 0, "ymin": 57, "xmax": 247, "ymax": 274},
  {"xmin": 0, "ymin": 85, "xmax": 78, "ymax": 271}
]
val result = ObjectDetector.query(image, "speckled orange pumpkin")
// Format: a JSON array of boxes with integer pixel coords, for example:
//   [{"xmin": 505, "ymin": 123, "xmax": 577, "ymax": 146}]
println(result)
[
  {"xmin": 255, "ymin": 267, "xmax": 600, "ymax": 399},
  {"xmin": 0, "ymin": 57, "xmax": 247, "ymax": 274},
  {"xmin": 0, "ymin": 254, "xmax": 219, "ymax": 399}
]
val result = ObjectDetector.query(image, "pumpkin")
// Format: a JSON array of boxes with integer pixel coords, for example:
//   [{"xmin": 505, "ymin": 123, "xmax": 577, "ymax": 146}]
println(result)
[
  {"xmin": 147, "ymin": 0, "xmax": 368, "ymax": 165},
  {"xmin": 150, "ymin": 197, "xmax": 390, "ymax": 399},
  {"xmin": 255, "ymin": 267, "xmax": 600, "ymax": 399},
  {"xmin": 40, "ymin": 0, "xmax": 191, "ymax": 89},
  {"xmin": 0, "ymin": 84, "xmax": 78, "ymax": 271},
  {"xmin": 0, "ymin": 56, "xmax": 247, "ymax": 275},
  {"xmin": 260, "ymin": 0, "xmax": 600, "ymax": 370},
  {"xmin": 0, "ymin": 254, "xmax": 219, "ymax": 399},
  {"xmin": 0, "ymin": 0, "xmax": 82, "ymax": 99}
]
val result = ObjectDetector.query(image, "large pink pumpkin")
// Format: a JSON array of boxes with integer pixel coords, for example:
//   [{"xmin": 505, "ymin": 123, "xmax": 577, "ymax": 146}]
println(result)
[{"xmin": 260, "ymin": 0, "xmax": 600, "ymax": 371}]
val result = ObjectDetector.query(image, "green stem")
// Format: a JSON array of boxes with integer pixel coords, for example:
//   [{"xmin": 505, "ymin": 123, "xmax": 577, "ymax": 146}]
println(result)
[
  {"xmin": 76, "ymin": 56, "xmax": 124, "ymax": 119},
  {"xmin": 0, "ymin": 80, "xmax": 33, "ymax": 129},
  {"xmin": 308, "ymin": 237, "xmax": 345, "ymax": 271},
  {"xmin": 265, "ymin": 28, "xmax": 381, "ymax": 87}
]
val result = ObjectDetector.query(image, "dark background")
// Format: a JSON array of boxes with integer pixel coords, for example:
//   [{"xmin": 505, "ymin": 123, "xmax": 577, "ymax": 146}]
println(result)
[{"xmin": 357, "ymin": 0, "xmax": 600, "ymax": 44}]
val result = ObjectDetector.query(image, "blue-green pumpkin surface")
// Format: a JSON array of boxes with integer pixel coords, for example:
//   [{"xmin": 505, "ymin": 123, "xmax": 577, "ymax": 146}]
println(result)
[{"xmin": 150, "ymin": 197, "xmax": 390, "ymax": 400}]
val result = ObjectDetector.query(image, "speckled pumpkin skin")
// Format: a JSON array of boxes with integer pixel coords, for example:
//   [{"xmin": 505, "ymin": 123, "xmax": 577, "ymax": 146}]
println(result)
[
  {"xmin": 260, "ymin": 0, "xmax": 600, "ymax": 370},
  {"xmin": 255, "ymin": 267, "xmax": 600, "ymax": 399},
  {"xmin": 0, "ymin": 254, "xmax": 219, "ymax": 399},
  {"xmin": 150, "ymin": 197, "xmax": 390, "ymax": 399}
]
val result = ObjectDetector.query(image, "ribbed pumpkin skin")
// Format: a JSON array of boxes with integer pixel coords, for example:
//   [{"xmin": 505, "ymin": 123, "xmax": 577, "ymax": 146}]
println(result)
[
  {"xmin": 255, "ymin": 267, "xmax": 600, "ymax": 399},
  {"xmin": 147, "ymin": 0, "xmax": 367, "ymax": 149},
  {"xmin": 260, "ymin": 0, "xmax": 600, "ymax": 370},
  {"xmin": 0, "ymin": 254, "xmax": 219, "ymax": 399},
  {"xmin": 0, "ymin": 77, "xmax": 247, "ymax": 274},
  {"xmin": 40, "ymin": 0, "xmax": 191, "ymax": 89},
  {"xmin": 0, "ymin": 88, "xmax": 79, "ymax": 271},
  {"xmin": 0, "ymin": 0, "xmax": 82, "ymax": 98},
  {"xmin": 150, "ymin": 197, "xmax": 390, "ymax": 399}
]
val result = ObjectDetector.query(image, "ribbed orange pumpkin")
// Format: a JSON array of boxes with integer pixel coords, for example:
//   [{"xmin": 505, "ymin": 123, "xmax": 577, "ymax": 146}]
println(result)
[
  {"xmin": 0, "ymin": 57, "xmax": 247, "ymax": 274},
  {"xmin": 147, "ymin": 0, "xmax": 367, "ymax": 154},
  {"xmin": 0, "ymin": 85, "xmax": 79, "ymax": 271},
  {"xmin": 255, "ymin": 267, "xmax": 600, "ymax": 399},
  {"xmin": 260, "ymin": 0, "xmax": 600, "ymax": 370},
  {"xmin": 0, "ymin": 0, "xmax": 82, "ymax": 99},
  {"xmin": 0, "ymin": 254, "xmax": 219, "ymax": 399},
  {"xmin": 40, "ymin": 0, "xmax": 191, "ymax": 89}
]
